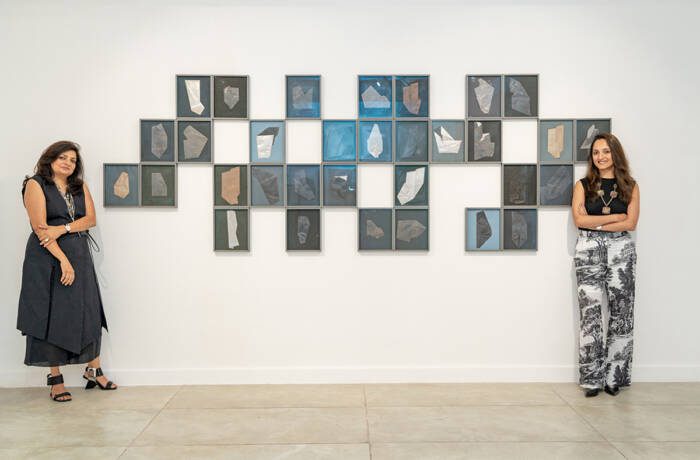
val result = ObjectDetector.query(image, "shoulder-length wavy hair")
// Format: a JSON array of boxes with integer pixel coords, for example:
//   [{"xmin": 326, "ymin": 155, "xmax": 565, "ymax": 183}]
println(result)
[
  {"xmin": 23, "ymin": 141, "xmax": 84, "ymax": 195},
  {"xmin": 584, "ymin": 133, "xmax": 636, "ymax": 203}
]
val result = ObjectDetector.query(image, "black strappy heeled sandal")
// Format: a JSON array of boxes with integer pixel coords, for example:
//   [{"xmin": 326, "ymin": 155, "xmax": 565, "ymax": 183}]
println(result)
[
  {"xmin": 47, "ymin": 373, "xmax": 72, "ymax": 402},
  {"xmin": 83, "ymin": 366, "xmax": 117, "ymax": 390}
]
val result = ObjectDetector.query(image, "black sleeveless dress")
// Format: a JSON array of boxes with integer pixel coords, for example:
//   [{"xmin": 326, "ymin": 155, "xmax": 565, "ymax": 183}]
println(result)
[{"xmin": 17, "ymin": 175, "xmax": 107, "ymax": 366}]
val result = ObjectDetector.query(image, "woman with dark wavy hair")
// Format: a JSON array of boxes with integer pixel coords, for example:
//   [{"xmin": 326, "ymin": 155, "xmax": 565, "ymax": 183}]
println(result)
[
  {"xmin": 571, "ymin": 133, "xmax": 640, "ymax": 398},
  {"xmin": 18, "ymin": 141, "xmax": 117, "ymax": 402}
]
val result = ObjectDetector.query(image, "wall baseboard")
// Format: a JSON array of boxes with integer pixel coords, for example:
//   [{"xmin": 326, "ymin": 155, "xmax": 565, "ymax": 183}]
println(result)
[{"xmin": 2, "ymin": 365, "xmax": 699, "ymax": 388}]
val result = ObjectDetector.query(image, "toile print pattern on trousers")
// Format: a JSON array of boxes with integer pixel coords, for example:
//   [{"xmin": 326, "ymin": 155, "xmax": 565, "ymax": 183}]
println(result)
[{"xmin": 574, "ymin": 230, "xmax": 637, "ymax": 389}]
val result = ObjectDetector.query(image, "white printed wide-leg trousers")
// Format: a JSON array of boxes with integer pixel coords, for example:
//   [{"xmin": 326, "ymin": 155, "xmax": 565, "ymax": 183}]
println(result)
[{"xmin": 574, "ymin": 230, "xmax": 637, "ymax": 389}]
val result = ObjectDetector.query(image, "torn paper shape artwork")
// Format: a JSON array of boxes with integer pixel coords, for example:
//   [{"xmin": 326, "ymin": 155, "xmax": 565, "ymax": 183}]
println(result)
[
  {"xmin": 297, "ymin": 215, "xmax": 310, "ymax": 244},
  {"xmin": 226, "ymin": 210, "xmax": 239, "ymax": 249},
  {"xmin": 511, "ymin": 211, "xmax": 528, "ymax": 248},
  {"xmin": 151, "ymin": 123, "xmax": 168, "ymax": 158},
  {"xmin": 367, "ymin": 123, "xmax": 383, "ymax": 158},
  {"xmin": 223, "ymin": 86, "xmax": 240, "ymax": 110},
  {"xmin": 580, "ymin": 124, "xmax": 599, "ymax": 150},
  {"xmin": 474, "ymin": 78, "xmax": 495, "ymax": 114},
  {"xmin": 396, "ymin": 219, "xmax": 426, "ymax": 242},
  {"xmin": 473, "ymin": 122, "xmax": 495, "ymax": 160},
  {"xmin": 366, "ymin": 219, "xmax": 384, "ymax": 239},
  {"xmin": 292, "ymin": 85, "xmax": 313, "ymax": 110},
  {"xmin": 221, "ymin": 167, "xmax": 241, "ymax": 205},
  {"xmin": 433, "ymin": 126, "xmax": 462, "ymax": 154},
  {"xmin": 509, "ymin": 78, "xmax": 531, "ymax": 115},
  {"xmin": 185, "ymin": 79, "xmax": 205, "ymax": 115},
  {"xmin": 113, "ymin": 171, "xmax": 130, "ymax": 199},
  {"xmin": 182, "ymin": 125, "xmax": 208, "ymax": 159},
  {"xmin": 476, "ymin": 211, "xmax": 492, "ymax": 248},
  {"xmin": 361, "ymin": 85, "xmax": 390, "ymax": 108},
  {"xmin": 151, "ymin": 172, "xmax": 167, "ymax": 197},
  {"xmin": 541, "ymin": 166, "xmax": 571, "ymax": 202},
  {"xmin": 397, "ymin": 167, "xmax": 426, "ymax": 205},
  {"xmin": 256, "ymin": 127, "xmax": 279, "ymax": 159},
  {"xmin": 330, "ymin": 175, "xmax": 350, "ymax": 199},
  {"xmin": 547, "ymin": 124, "xmax": 564, "ymax": 159},
  {"xmin": 253, "ymin": 168, "xmax": 280, "ymax": 204},
  {"xmin": 292, "ymin": 169, "xmax": 316, "ymax": 200},
  {"xmin": 402, "ymin": 82, "xmax": 421, "ymax": 115}
]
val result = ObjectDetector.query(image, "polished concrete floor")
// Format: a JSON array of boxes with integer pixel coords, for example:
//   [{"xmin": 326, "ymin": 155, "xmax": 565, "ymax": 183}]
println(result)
[{"xmin": 1, "ymin": 383, "xmax": 699, "ymax": 459}]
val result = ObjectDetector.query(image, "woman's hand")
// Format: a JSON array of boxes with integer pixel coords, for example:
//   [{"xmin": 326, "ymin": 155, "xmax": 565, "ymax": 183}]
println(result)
[
  {"xmin": 36, "ymin": 224, "xmax": 65, "ymax": 248},
  {"xmin": 59, "ymin": 258, "xmax": 75, "ymax": 286}
]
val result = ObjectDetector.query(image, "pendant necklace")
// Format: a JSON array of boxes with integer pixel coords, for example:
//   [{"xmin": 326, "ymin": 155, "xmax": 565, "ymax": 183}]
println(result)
[{"xmin": 597, "ymin": 181, "xmax": 618, "ymax": 215}]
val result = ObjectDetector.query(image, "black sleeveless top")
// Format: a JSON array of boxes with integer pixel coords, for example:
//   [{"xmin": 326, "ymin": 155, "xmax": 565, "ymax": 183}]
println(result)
[
  {"xmin": 24, "ymin": 174, "xmax": 86, "ymax": 225},
  {"xmin": 580, "ymin": 177, "xmax": 628, "ymax": 215}
]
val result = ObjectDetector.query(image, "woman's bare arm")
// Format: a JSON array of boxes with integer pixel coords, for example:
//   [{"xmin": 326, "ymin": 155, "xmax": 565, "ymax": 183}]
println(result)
[{"xmin": 23, "ymin": 179, "xmax": 69, "ymax": 263}]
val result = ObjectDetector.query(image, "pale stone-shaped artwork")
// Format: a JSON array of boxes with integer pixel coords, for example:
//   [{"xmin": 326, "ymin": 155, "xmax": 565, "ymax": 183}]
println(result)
[
  {"xmin": 292, "ymin": 86, "xmax": 313, "ymax": 110},
  {"xmin": 185, "ymin": 79, "xmax": 205, "ymax": 115},
  {"xmin": 297, "ymin": 215, "xmax": 310, "ymax": 244},
  {"xmin": 474, "ymin": 78, "xmax": 495, "ymax": 114},
  {"xmin": 542, "ymin": 166, "xmax": 571, "ymax": 202},
  {"xmin": 151, "ymin": 172, "xmax": 167, "ymax": 197},
  {"xmin": 226, "ymin": 210, "xmax": 239, "ymax": 249},
  {"xmin": 367, "ymin": 123, "xmax": 383, "ymax": 158},
  {"xmin": 292, "ymin": 169, "xmax": 316, "ymax": 200},
  {"xmin": 396, "ymin": 219, "xmax": 426, "ymax": 242},
  {"xmin": 511, "ymin": 211, "xmax": 528, "ymax": 248},
  {"xmin": 476, "ymin": 210, "xmax": 492, "ymax": 248},
  {"xmin": 256, "ymin": 127, "xmax": 278, "ymax": 159},
  {"xmin": 182, "ymin": 125, "xmax": 208, "ymax": 159},
  {"xmin": 474, "ymin": 122, "xmax": 495, "ymax": 160},
  {"xmin": 361, "ymin": 85, "xmax": 390, "ymax": 108},
  {"xmin": 151, "ymin": 123, "xmax": 168, "ymax": 158},
  {"xmin": 547, "ymin": 124, "xmax": 564, "ymax": 158},
  {"xmin": 397, "ymin": 167, "xmax": 426, "ymax": 205},
  {"xmin": 253, "ymin": 168, "xmax": 280, "ymax": 204},
  {"xmin": 221, "ymin": 167, "xmax": 241, "ymax": 205},
  {"xmin": 509, "ymin": 78, "xmax": 531, "ymax": 116},
  {"xmin": 580, "ymin": 124, "xmax": 599, "ymax": 150},
  {"xmin": 223, "ymin": 86, "xmax": 240, "ymax": 110},
  {"xmin": 113, "ymin": 171, "xmax": 130, "ymax": 199},
  {"xmin": 402, "ymin": 82, "xmax": 421, "ymax": 115},
  {"xmin": 433, "ymin": 126, "xmax": 462, "ymax": 154},
  {"xmin": 366, "ymin": 219, "xmax": 384, "ymax": 239}
]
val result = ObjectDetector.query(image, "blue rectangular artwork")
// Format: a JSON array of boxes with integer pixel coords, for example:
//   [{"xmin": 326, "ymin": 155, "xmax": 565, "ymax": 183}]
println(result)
[
  {"xmin": 177, "ymin": 75, "xmax": 211, "ymax": 118},
  {"xmin": 503, "ymin": 208, "xmax": 537, "ymax": 250},
  {"xmin": 359, "ymin": 208, "xmax": 393, "ymax": 250},
  {"xmin": 466, "ymin": 208, "xmax": 500, "ymax": 251},
  {"xmin": 323, "ymin": 120, "xmax": 357, "ymax": 162},
  {"xmin": 286, "ymin": 75, "xmax": 320, "ymax": 118},
  {"xmin": 394, "ymin": 165, "xmax": 428, "ymax": 206},
  {"xmin": 104, "ymin": 164, "xmax": 139, "ymax": 207},
  {"xmin": 359, "ymin": 121, "xmax": 392, "ymax": 162},
  {"xmin": 287, "ymin": 164, "xmax": 320, "ymax": 206},
  {"xmin": 251, "ymin": 165, "xmax": 284, "ymax": 206},
  {"xmin": 250, "ymin": 120, "xmax": 285, "ymax": 163},
  {"xmin": 396, "ymin": 120, "xmax": 429, "ymax": 162},
  {"xmin": 539, "ymin": 119, "xmax": 574, "ymax": 164},
  {"xmin": 431, "ymin": 120, "xmax": 465, "ymax": 163},
  {"xmin": 539, "ymin": 165, "xmax": 573, "ymax": 206},
  {"xmin": 177, "ymin": 120, "xmax": 212, "ymax": 163},
  {"xmin": 394, "ymin": 75, "xmax": 429, "ymax": 118},
  {"xmin": 323, "ymin": 164, "xmax": 357, "ymax": 206},
  {"xmin": 358, "ymin": 75, "xmax": 392, "ymax": 118}
]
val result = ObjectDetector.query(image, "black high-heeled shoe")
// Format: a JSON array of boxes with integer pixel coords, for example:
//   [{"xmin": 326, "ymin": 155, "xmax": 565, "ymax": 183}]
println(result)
[
  {"xmin": 604, "ymin": 384, "xmax": 620, "ymax": 396},
  {"xmin": 584, "ymin": 388, "xmax": 600, "ymax": 398},
  {"xmin": 47, "ymin": 373, "xmax": 72, "ymax": 402},
  {"xmin": 83, "ymin": 366, "xmax": 117, "ymax": 390}
]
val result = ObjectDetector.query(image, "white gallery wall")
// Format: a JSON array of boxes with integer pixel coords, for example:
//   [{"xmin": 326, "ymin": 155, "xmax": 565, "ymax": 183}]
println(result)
[{"xmin": 1, "ymin": 0, "xmax": 698, "ymax": 386}]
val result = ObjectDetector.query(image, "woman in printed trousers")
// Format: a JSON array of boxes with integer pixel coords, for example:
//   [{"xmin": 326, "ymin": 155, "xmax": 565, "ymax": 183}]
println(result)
[{"xmin": 571, "ymin": 132, "xmax": 640, "ymax": 398}]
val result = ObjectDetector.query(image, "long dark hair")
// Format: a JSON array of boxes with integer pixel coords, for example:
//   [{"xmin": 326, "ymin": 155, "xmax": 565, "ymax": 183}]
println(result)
[
  {"xmin": 23, "ymin": 141, "xmax": 84, "ymax": 195},
  {"xmin": 584, "ymin": 133, "xmax": 636, "ymax": 203}
]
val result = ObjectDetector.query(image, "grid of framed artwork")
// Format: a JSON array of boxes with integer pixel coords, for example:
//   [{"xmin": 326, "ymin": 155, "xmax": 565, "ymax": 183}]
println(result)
[{"xmin": 104, "ymin": 73, "xmax": 612, "ymax": 253}]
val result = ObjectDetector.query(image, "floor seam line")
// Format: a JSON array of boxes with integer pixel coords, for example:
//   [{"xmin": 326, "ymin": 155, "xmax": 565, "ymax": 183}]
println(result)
[{"xmin": 120, "ymin": 386, "xmax": 182, "ymax": 455}]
